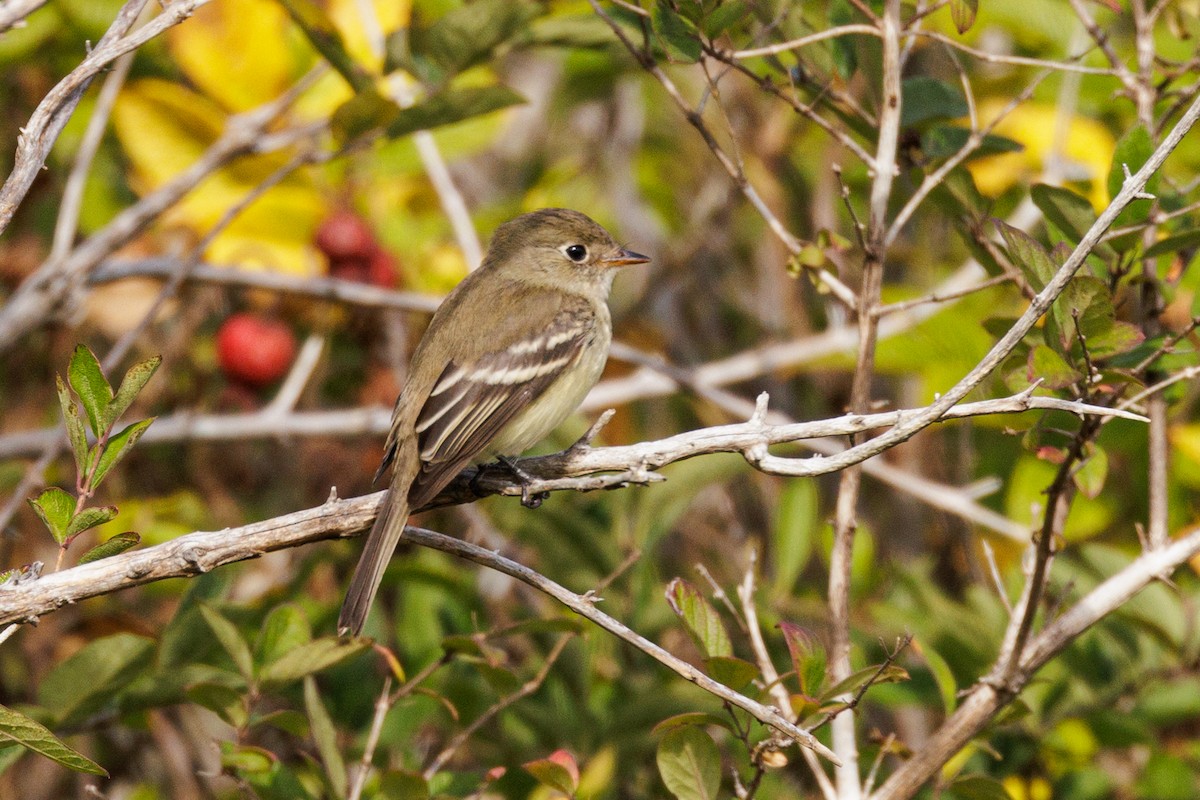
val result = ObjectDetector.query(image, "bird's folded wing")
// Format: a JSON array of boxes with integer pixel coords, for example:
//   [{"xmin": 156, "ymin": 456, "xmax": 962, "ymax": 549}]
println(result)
[{"xmin": 406, "ymin": 309, "xmax": 591, "ymax": 508}]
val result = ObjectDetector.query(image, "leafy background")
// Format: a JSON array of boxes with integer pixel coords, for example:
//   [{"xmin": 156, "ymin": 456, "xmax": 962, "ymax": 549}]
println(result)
[{"xmin": 1, "ymin": 1, "xmax": 1199, "ymax": 799}]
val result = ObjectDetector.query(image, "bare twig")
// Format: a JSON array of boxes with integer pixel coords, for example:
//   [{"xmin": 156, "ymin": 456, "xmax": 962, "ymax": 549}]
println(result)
[
  {"xmin": 347, "ymin": 676, "xmax": 392, "ymax": 800},
  {"xmin": 0, "ymin": 0, "xmax": 49, "ymax": 34}
]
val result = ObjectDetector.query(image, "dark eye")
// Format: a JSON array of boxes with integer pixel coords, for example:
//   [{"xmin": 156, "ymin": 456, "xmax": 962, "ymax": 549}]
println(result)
[{"xmin": 565, "ymin": 244, "xmax": 588, "ymax": 263}]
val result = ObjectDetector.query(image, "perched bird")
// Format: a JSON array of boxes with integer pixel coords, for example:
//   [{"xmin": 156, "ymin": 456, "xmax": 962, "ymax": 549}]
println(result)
[{"xmin": 338, "ymin": 209, "xmax": 649, "ymax": 636}]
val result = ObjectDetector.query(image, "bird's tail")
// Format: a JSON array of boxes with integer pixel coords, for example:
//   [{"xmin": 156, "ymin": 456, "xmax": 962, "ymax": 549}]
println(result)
[{"xmin": 337, "ymin": 488, "xmax": 408, "ymax": 637}]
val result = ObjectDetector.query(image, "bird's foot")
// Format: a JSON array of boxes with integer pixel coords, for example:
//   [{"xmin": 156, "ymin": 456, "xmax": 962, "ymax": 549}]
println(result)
[{"xmin": 497, "ymin": 455, "xmax": 550, "ymax": 508}]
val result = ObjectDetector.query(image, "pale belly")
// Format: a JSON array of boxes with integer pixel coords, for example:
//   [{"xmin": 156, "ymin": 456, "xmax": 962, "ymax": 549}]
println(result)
[{"xmin": 480, "ymin": 339, "xmax": 608, "ymax": 460}]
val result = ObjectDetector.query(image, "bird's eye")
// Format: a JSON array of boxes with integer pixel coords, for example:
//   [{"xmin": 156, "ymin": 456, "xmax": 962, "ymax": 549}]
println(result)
[{"xmin": 564, "ymin": 244, "xmax": 588, "ymax": 263}]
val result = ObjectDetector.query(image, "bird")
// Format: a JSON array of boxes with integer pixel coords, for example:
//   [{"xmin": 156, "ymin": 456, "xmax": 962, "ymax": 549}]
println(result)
[{"xmin": 338, "ymin": 208, "xmax": 649, "ymax": 636}]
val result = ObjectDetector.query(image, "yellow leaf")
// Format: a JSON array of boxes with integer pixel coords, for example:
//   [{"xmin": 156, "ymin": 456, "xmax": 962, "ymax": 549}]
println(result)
[
  {"xmin": 327, "ymin": 0, "xmax": 412, "ymax": 70},
  {"xmin": 968, "ymin": 100, "xmax": 1115, "ymax": 210},
  {"xmin": 167, "ymin": 0, "xmax": 302, "ymax": 112},
  {"xmin": 113, "ymin": 79, "xmax": 226, "ymax": 191}
]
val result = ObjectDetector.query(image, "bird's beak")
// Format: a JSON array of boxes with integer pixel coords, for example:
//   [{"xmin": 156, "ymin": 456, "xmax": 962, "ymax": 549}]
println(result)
[{"xmin": 601, "ymin": 248, "xmax": 651, "ymax": 268}]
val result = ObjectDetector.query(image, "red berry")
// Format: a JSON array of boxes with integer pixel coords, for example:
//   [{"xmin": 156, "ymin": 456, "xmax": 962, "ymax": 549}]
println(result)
[
  {"xmin": 368, "ymin": 249, "xmax": 398, "ymax": 288},
  {"xmin": 216, "ymin": 313, "xmax": 298, "ymax": 387},
  {"xmin": 315, "ymin": 211, "xmax": 377, "ymax": 262}
]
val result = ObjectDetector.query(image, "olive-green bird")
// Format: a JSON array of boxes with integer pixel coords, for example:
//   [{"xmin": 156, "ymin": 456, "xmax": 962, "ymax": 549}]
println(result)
[{"xmin": 338, "ymin": 208, "xmax": 649, "ymax": 636}]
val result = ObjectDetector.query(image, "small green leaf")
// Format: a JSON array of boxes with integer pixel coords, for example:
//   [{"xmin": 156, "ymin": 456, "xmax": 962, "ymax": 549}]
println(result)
[
  {"xmin": 56, "ymin": 375, "xmax": 88, "ymax": 474},
  {"xmin": 949, "ymin": 774, "xmax": 1014, "ymax": 800},
  {"xmin": 304, "ymin": 676, "xmax": 346, "ymax": 798},
  {"xmin": 78, "ymin": 532, "xmax": 140, "ymax": 564},
  {"xmin": 818, "ymin": 664, "xmax": 909, "ymax": 704},
  {"xmin": 652, "ymin": 3, "xmax": 701, "ymax": 62},
  {"xmin": 657, "ymin": 726, "xmax": 721, "ymax": 800},
  {"xmin": 0, "ymin": 703, "xmax": 107, "ymax": 776},
  {"xmin": 1031, "ymin": 184, "xmax": 1116, "ymax": 262},
  {"xmin": 915, "ymin": 637, "xmax": 957, "ymax": 715},
  {"xmin": 106, "ymin": 354, "xmax": 160, "ymax": 428},
  {"xmin": 1108, "ymin": 124, "xmax": 1158, "ymax": 203},
  {"xmin": 920, "ymin": 126, "xmax": 1022, "ymax": 162},
  {"xmin": 385, "ymin": 85, "xmax": 525, "ymax": 140},
  {"xmin": 664, "ymin": 578, "xmax": 732, "ymax": 658},
  {"xmin": 91, "ymin": 417, "xmax": 154, "ymax": 487},
  {"xmin": 1087, "ymin": 320, "xmax": 1144, "ymax": 358},
  {"xmin": 277, "ymin": 0, "xmax": 373, "ymax": 92},
  {"xmin": 186, "ymin": 682, "xmax": 249, "ymax": 728},
  {"xmin": 38, "ymin": 633, "xmax": 155, "ymax": 725},
  {"xmin": 997, "ymin": 221, "xmax": 1056, "ymax": 291},
  {"xmin": 900, "ymin": 77, "xmax": 968, "ymax": 127},
  {"xmin": 331, "ymin": 89, "xmax": 402, "ymax": 145},
  {"xmin": 1144, "ymin": 228, "xmax": 1200, "ymax": 259},
  {"xmin": 651, "ymin": 713, "xmax": 733, "ymax": 735},
  {"xmin": 259, "ymin": 637, "xmax": 370, "ymax": 685},
  {"xmin": 199, "ymin": 604, "xmax": 255, "ymax": 682},
  {"xmin": 255, "ymin": 604, "xmax": 313, "ymax": 666},
  {"xmin": 773, "ymin": 480, "xmax": 817, "ymax": 595},
  {"xmin": 1074, "ymin": 446, "xmax": 1109, "ymax": 499},
  {"xmin": 779, "ymin": 621, "xmax": 826, "ymax": 697},
  {"xmin": 703, "ymin": 1, "xmax": 747, "ymax": 37},
  {"xmin": 28, "ymin": 487, "xmax": 75, "ymax": 544},
  {"xmin": 65, "ymin": 505, "xmax": 117, "ymax": 540},
  {"xmin": 523, "ymin": 750, "xmax": 579, "ymax": 796},
  {"xmin": 1028, "ymin": 344, "xmax": 1081, "ymax": 389},
  {"xmin": 949, "ymin": 0, "xmax": 978, "ymax": 33},
  {"xmin": 379, "ymin": 770, "xmax": 430, "ymax": 800},
  {"xmin": 406, "ymin": 0, "xmax": 542, "ymax": 83},
  {"xmin": 703, "ymin": 655, "xmax": 758, "ymax": 691},
  {"xmin": 68, "ymin": 345, "xmax": 112, "ymax": 437},
  {"xmin": 220, "ymin": 742, "xmax": 276, "ymax": 775}
]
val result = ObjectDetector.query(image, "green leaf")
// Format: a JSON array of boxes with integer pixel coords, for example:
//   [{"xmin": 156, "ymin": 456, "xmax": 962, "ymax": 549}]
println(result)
[
  {"xmin": 105, "ymin": 354, "xmax": 160, "ymax": 428},
  {"xmin": 304, "ymin": 676, "xmax": 347, "ymax": 798},
  {"xmin": 186, "ymin": 682, "xmax": 248, "ymax": 728},
  {"xmin": 920, "ymin": 126, "xmax": 1022, "ymax": 161},
  {"xmin": 0, "ymin": 703, "xmax": 106, "ymax": 776},
  {"xmin": 28, "ymin": 487, "xmax": 75, "ymax": 545},
  {"xmin": 664, "ymin": 578, "xmax": 732, "ymax": 658},
  {"xmin": 385, "ymin": 85, "xmax": 525, "ymax": 140},
  {"xmin": 259, "ymin": 637, "xmax": 370, "ymax": 685},
  {"xmin": 1144, "ymin": 228, "xmax": 1200, "ymax": 259},
  {"xmin": 818, "ymin": 664, "xmax": 909, "ymax": 704},
  {"xmin": 772, "ymin": 480, "xmax": 817, "ymax": 595},
  {"xmin": 404, "ymin": 0, "xmax": 542, "ymax": 83},
  {"xmin": 915, "ymin": 637, "xmax": 957, "ymax": 715},
  {"xmin": 703, "ymin": 655, "xmax": 758, "ymax": 691},
  {"xmin": 56, "ymin": 375, "xmax": 88, "ymax": 474},
  {"xmin": 65, "ymin": 505, "xmax": 117, "ymax": 541},
  {"xmin": 901, "ymin": 77, "xmax": 968, "ymax": 127},
  {"xmin": 255, "ymin": 604, "xmax": 313, "ymax": 666},
  {"xmin": 1028, "ymin": 344, "xmax": 1081, "ymax": 389},
  {"xmin": 1107, "ymin": 124, "xmax": 1158, "ymax": 203},
  {"xmin": 997, "ymin": 221, "xmax": 1056, "ymax": 292},
  {"xmin": 779, "ymin": 621, "xmax": 825, "ymax": 697},
  {"xmin": 91, "ymin": 417, "xmax": 154, "ymax": 487},
  {"xmin": 1031, "ymin": 184, "xmax": 1116, "ymax": 262},
  {"xmin": 277, "ymin": 0, "xmax": 373, "ymax": 92},
  {"xmin": 199, "ymin": 604, "xmax": 255, "ymax": 682},
  {"xmin": 38, "ymin": 633, "xmax": 155, "ymax": 725},
  {"xmin": 949, "ymin": 774, "xmax": 1013, "ymax": 800},
  {"xmin": 1074, "ymin": 446, "xmax": 1108, "ymax": 499},
  {"xmin": 78, "ymin": 532, "xmax": 140, "ymax": 564},
  {"xmin": 1087, "ymin": 320, "xmax": 1144, "ymax": 358},
  {"xmin": 519, "ymin": 14, "xmax": 623, "ymax": 49},
  {"xmin": 652, "ymin": 3, "xmax": 701, "ymax": 62},
  {"xmin": 703, "ymin": 1, "xmax": 747, "ymax": 37},
  {"xmin": 828, "ymin": 0, "xmax": 857, "ymax": 79},
  {"xmin": 220, "ymin": 741, "xmax": 276, "ymax": 775},
  {"xmin": 379, "ymin": 770, "xmax": 430, "ymax": 800},
  {"xmin": 523, "ymin": 750, "xmax": 579, "ymax": 796},
  {"xmin": 68, "ymin": 345, "xmax": 112, "ymax": 437},
  {"xmin": 651, "ymin": 712, "xmax": 733, "ymax": 735},
  {"xmin": 331, "ymin": 89, "xmax": 402, "ymax": 145},
  {"xmin": 657, "ymin": 726, "xmax": 721, "ymax": 800},
  {"xmin": 949, "ymin": 0, "xmax": 978, "ymax": 33}
]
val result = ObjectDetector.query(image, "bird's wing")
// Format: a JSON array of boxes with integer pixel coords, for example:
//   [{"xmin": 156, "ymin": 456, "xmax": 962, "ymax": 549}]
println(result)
[{"xmin": 405, "ymin": 306, "xmax": 594, "ymax": 508}]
